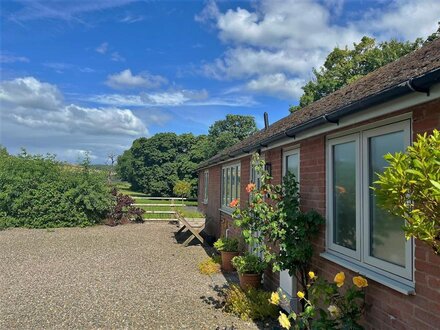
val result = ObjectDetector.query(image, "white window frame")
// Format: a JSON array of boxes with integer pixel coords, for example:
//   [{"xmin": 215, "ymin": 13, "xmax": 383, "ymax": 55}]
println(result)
[
  {"xmin": 203, "ymin": 170, "xmax": 209, "ymax": 204},
  {"xmin": 325, "ymin": 119, "xmax": 413, "ymax": 288},
  {"xmin": 221, "ymin": 162, "xmax": 241, "ymax": 211},
  {"xmin": 327, "ymin": 134, "xmax": 361, "ymax": 261},
  {"xmin": 283, "ymin": 148, "xmax": 300, "ymax": 182},
  {"xmin": 249, "ymin": 155, "xmax": 264, "ymax": 258},
  {"xmin": 361, "ymin": 121, "xmax": 412, "ymax": 280},
  {"xmin": 279, "ymin": 147, "xmax": 300, "ymax": 312}
]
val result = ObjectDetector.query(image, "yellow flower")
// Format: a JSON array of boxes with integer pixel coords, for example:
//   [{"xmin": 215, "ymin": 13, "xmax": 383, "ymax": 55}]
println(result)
[
  {"xmin": 269, "ymin": 292, "xmax": 280, "ymax": 305},
  {"xmin": 278, "ymin": 312, "xmax": 291, "ymax": 329},
  {"xmin": 327, "ymin": 305, "xmax": 341, "ymax": 318},
  {"xmin": 334, "ymin": 271, "xmax": 345, "ymax": 287},
  {"xmin": 308, "ymin": 271, "xmax": 317, "ymax": 280},
  {"xmin": 297, "ymin": 291, "xmax": 305, "ymax": 299},
  {"xmin": 353, "ymin": 276, "xmax": 368, "ymax": 288}
]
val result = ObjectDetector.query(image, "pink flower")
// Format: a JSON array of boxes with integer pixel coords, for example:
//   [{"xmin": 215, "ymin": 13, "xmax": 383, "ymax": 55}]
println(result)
[{"xmin": 229, "ymin": 199, "xmax": 239, "ymax": 208}]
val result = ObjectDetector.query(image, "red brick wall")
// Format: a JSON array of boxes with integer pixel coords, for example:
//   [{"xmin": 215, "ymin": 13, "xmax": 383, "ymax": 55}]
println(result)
[
  {"xmin": 198, "ymin": 165, "xmax": 222, "ymax": 237},
  {"xmin": 198, "ymin": 98, "xmax": 440, "ymax": 327},
  {"xmin": 306, "ymin": 99, "xmax": 440, "ymax": 329}
]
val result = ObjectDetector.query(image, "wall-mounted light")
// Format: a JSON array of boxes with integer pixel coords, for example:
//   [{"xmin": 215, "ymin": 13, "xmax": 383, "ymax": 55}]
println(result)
[{"xmin": 265, "ymin": 163, "xmax": 272, "ymax": 176}]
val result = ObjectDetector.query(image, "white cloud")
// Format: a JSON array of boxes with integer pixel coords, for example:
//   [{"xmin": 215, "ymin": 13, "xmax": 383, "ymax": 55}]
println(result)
[
  {"xmin": 363, "ymin": 0, "xmax": 440, "ymax": 41},
  {"xmin": 141, "ymin": 91, "xmax": 189, "ymax": 106},
  {"xmin": 95, "ymin": 42, "xmax": 109, "ymax": 54},
  {"xmin": 194, "ymin": 0, "xmax": 220, "ymax": 24},
  {"xmin": 119, "ymin": 14, "xmax": 145, "ymax": 24},
  {"xmin": 105, "ymin": 69, "xmax": 167, "ymax": 89},
  {"xmin": 0, "ymin": 77, "xmax": 63, "ymax": 110},
  {"xmin": 65, "ymin": 149, "xmax": 98, "ymax": 161},
  {"xmin": 0, "ymin": 52, "xmax": 29, "ymax": 63},
  {"xmin": 197, "ymin": 0, "xmax": 440, "ymax": 101},
  {"xmin": 0, "ymin": 77, "xmax": 147, "ymax": 136},
  {"xmin": 89, "ymin": 94, "xmax": 145, "ymax": 107},
  {"xmin": 203, "ymin": 47, "xmax": 321, "ymax": 79},
  {"xmin": 110, "ymin": 52, "xmax": 125, "ymax": 62},
  {"xmin": 87, "ymin": 90, "xmax": 257, "ymax": 107},
  {"xmin": 7, "ymin": 1, "xmax": 136, "ymax": 23},
  {"xmin": 245, "ymin": 74, "xmax": 304, "ymax": 99},
  {"xmin": 43, "ymin": 62, "xmax": 95, "ymax": 74}
]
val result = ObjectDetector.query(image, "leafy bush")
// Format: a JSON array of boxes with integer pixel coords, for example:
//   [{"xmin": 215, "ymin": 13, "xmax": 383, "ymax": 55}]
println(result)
[
  {"xmin": 105, "ymin": 188, "xmax": 145, "ymax": 226},
  {"xmin": 374, "ymin": 129, "xmax": 440, "ymax": 254},
  {"xmin": 198, "ymin": 256, "xmax": 221, "ymax": 275},
  {"xmin": 0, "ymin": 150, "xmax": 112, "ymax": 229},
  {"xmin": 213, "ymin": 237, "xmax": 239, "ymax": 252},
  {"xmin": 173, "ymin": 180, "xmax": 192, "ymax": 198},
  {"xmin": 231, "ymin": 253, "xmax": 267, "ymax": 274},
  {"xmin": 231, "ymin": 153, "xmax": 324, "ymax": 297},
  {"xmin": 224, "ymin": 284, "xmax": 279, "ymax": 321},
  {"xmin": 274, "ymin": 271, "xmax": 367, "ymax": 329}
]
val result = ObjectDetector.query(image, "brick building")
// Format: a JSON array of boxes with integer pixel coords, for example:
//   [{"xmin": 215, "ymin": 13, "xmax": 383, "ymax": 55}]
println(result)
[{"xmin": 197, "ymin": 38, "xmax": 440, "ymax": 328}]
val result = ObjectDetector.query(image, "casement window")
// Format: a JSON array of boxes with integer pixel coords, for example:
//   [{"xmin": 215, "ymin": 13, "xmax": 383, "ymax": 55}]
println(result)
[
  {"xmin": 203, "ymin": 170, "xmax": 209, "ymax": 204},
  {"xmin": 284, "ymin": 149, "xmax": 300, "ymax": 182},
  {"xmin": 249, "ymin": 158, "xmax": 264, "ymax": 258},
  {"xmin": 326, "ymin": 120, "xmax": 413, "ymax": 287},
  {"xmin": 279, "ymin": 148, "xmax": 300, "ymax": 310},
  {"xmin": 221, "ymin": 163, "xmax": 241, "ymax": 209}
]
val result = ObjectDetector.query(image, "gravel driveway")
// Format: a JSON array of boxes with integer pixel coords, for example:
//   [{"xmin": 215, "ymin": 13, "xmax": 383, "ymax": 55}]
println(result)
[{"xmin": 0, "ymin": 223, "xmax": 266, "ymax": 330}]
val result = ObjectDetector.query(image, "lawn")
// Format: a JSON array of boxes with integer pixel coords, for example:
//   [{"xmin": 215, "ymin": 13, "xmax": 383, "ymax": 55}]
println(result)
[{"xmin": 115, "ymin": 182, "xmax": 202, "ymax": 220}]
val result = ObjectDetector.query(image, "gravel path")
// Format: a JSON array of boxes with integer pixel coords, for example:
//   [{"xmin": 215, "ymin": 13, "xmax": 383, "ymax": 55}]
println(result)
[{"xmin": 0, "ymin": 223, "xmax": 268, "ymax": 330}]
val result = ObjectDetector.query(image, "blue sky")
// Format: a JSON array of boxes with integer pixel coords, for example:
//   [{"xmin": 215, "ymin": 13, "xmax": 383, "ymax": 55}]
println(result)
[{"xmin": 1, "ymin": 0, "xmax": 439, "ymax": 163}]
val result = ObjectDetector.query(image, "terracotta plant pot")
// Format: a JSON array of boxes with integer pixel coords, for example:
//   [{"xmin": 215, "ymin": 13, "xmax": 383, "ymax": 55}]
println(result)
[
  {"xmin": 238, "ymin": 273, "xmax": 262, "ymax": 290},
  {"xmin": 221, "ymin": 251, "xmax": 239, "ymax": 272}
]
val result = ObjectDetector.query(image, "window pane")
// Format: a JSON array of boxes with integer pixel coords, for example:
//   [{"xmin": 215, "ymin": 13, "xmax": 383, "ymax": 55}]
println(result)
[
  {"xmin": 204, "ymin": 172, "xmax": 208, "ymax": 200},
  {"xmin": 369, "ymin": 131, "xmax": 405, "ymax": 266},
  {"xmin": 222, "ymin": 169, "xmax": 226, "ymax": 205},
  {"xmin": 237, "ymin": 166, "xmax": 241, "ymax": 199},
  {"xmin": 286, "ymin": 153, "xmax": 299, "ymax": 180},
  {"xmin": 333, "ymin": 142, "xmax": 357, "ymax": 250},
  {"xmin": 231, "ymin": 167, "xmax": 236, "ymax": 200},
  {"xmin": 226, "ymin": 168, "xmax": 230, "ymax": 204}
]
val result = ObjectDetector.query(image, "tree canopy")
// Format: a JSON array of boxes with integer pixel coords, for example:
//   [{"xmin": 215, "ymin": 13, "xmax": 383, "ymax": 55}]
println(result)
[
  {"xmin": 289, "ymin": 36, "xmax": 424, "ymax": 112},
  {"xmin": 207, "ymin": 114, "xmax": 258, "ymax": 157},
  {"xmin": 116, "ymin": 114, "xmax": 258, "ymax": 197}
]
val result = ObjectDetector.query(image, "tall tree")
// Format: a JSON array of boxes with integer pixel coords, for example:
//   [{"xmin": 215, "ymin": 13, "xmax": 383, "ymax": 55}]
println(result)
[
  {"xmin": 116, "ymin": 115, "xmax": 258, "ymax": 197},
  {"xmin": 207, "ymin": 114, "xmax": 258, "ymax": 156},
  {"xmin": 289, "ymin": 36, "xmax": 424, "ymax": 112}
]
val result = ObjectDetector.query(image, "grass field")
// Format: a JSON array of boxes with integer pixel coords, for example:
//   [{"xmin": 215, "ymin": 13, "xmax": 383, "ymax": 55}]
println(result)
[{"xmin": 115, "ymin": 182, "xmax": 202, "ymax": 220}]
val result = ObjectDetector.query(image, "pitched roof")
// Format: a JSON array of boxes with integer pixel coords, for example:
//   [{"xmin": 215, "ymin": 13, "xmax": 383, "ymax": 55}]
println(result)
[{"xmin": 199, "ymin": 38, "xmax": 440, "ymax": 169}]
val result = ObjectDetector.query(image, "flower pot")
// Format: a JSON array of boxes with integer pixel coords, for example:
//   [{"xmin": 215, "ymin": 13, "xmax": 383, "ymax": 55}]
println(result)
[
  {"xmin": 238, "ymin": 273, "xmax": 262, "ymax": 290},
  {"xmin": 221, "ymin": 251, "xmax": 239, "ymax": 272}
]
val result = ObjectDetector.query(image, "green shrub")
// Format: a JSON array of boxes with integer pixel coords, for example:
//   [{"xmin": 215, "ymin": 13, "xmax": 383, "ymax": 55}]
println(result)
[
  {"xmin": 231, "ymin": 253, "xmax": 267, "ymax": 274},
  {"xmin": 224, "ymin": 284, "xmax": 279, "ymax": 321},
  {"xmin": 213, "ymin": 237, "xmax": 239, "ymax": 252},
  {"xmin": 173, "ymin": 180, "xmax": 192, "ymax": 198},
  {"xmin": 374, "ymin": 129, "xmax": 440, "ymax": 254},
  {"xmin": 0, "ymin": 150, "xmax": 112, "ymax": 229},
  {"xmin": 198, "ymin": 256, "xmax": 221, "ymax": 275}
]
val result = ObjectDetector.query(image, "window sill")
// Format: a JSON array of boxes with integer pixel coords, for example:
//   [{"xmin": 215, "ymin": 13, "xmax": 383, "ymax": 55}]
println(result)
[
  {"xmin": 219, "ymin": 208, "xmax": 234, "ymax": 216},
  {"xmin": 320, "ymin": 252, "xmax": 415, "ymax": 295}
]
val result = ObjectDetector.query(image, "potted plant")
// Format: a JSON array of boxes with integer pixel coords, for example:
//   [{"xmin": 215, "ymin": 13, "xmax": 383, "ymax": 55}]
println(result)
[
  {"xmin": 214, "ymin": 237, "xmax": 239, "ymax": 272},
  {"xmin": 232, "ymin": 253, "xmax": 267, "ymax": 289}
]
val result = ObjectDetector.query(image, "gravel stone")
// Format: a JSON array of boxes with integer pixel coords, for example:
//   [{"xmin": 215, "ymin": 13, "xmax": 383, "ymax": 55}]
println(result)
[{"xmin": 0, "ymin": 223, "xmax": 273, "ymax": 329}]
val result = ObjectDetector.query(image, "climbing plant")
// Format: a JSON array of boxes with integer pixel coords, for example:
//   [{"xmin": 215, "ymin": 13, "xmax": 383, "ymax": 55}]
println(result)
[{"xmin": 230, "ymin": 153, "xmax": 325, "ymax": 298}]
